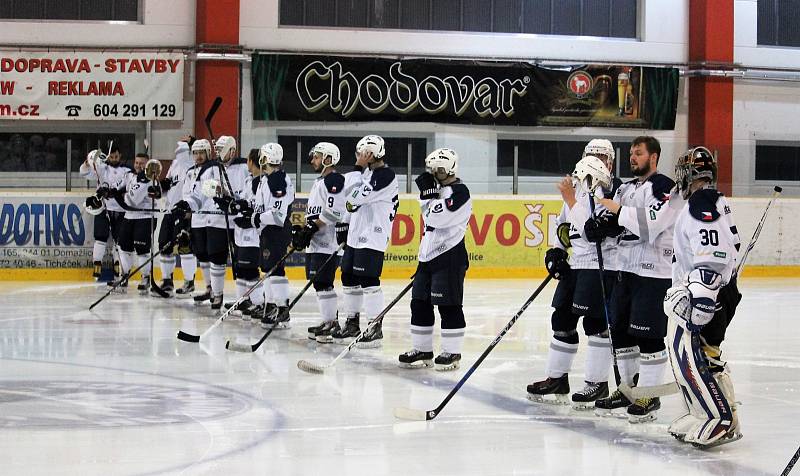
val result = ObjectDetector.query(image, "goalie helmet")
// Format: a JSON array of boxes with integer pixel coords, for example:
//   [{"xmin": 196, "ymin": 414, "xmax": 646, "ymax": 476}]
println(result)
[
  {"xmin": 573, "ymin": 155, "xmax": 612, "ymax": 190},
  {"xmin": 356, "ymin": 135, "xmax": 385, "ymax": 159},
  {"xmin": 259, "ymin": 143, "xmax": 283, "ymax": 167},
  {"xmin": 309, "ymin": 142, "xmax": 340, "ymax": 167},
  {"xmin": 192, "ymin": 139, "xmax": 212, "ymax": 156},
  {"xmin": 675, "ymin": 146, "xmax": 717, "ymax": 199},
  {"xmin": 145, "ymin": 158, "xmax": 162, "ymax": 182},
  {"xmin": 214, "ymin": 135, "xmax": 237, "ymax": 162},
  {"xmin": 425, "ymin": 148, "xmax": 459, "ymax": 176},
  {"xmin": 583, "ymin": 139, "xmax": 615, "ymax": 172}
]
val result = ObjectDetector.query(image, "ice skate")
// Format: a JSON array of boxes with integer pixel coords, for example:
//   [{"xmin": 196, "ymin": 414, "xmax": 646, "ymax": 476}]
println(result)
[
  {"xmin": 192, "ymin": 286, "xmax": 212, "ymax": 304},
  {"xmin": 332, "ymin": 316, "xmax": 360, "ymax": 345},
  {"xmin": 356, "ymin": 320, "xmax": 382, "ymax": 349},
  {"xmin": 398, "ymin": 349, "xmax": 434, "ymax": 369},
  {"xmin": 434, "ymin": 352, "xmax": 461, "ymax": 371},
  {"xmin": 308, "ymin": 320, "xmax": 340, "ymax": 343},
  {"xmin": 261, "ymin": 306, "xmax": 290, "ymax": 329},
  {"xmin": 210, "ymin": 294, "xmax": 224, "ymax": 311},
  {"xmin": 571, "ymin": 381, "xmax": 609, "ymax": 410},
  {"xmin": 594, "ymin": 388, "xmax": 632, "ymax": 417},
  {"xmin": 526, "ymin": 374, "xmax": 570, "ymax": 404},
  {"xmin": 626, "ymin": 397, "xmax": 660, "ymax": 423},
  {"xmin": 175, "ymin": 280, "xmax": 195, "ymax": 299}
]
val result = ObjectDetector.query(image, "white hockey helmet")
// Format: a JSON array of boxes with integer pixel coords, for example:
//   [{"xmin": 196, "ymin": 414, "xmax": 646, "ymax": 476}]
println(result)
[
  {"xmin": 583, "ymin": 139, "xmax": 615, "ymax": 171},
  {"xmin": 214, "ymin": 135, "xmax": 237, "ymax": 162},
  {"xmin": 192, "ymin": 139, "xmax": 212, "ymax": 155},
  {"xmin": 84, "ymin": 196, "xmax": 105, "ymax": 216},
  {"xmin": 86, "ymin": 149, "xmax": 107, "ymax": 166},
  {"xmin": 201, "ymin": 178, "xmax": 221, "ymax": 198},
  {"xmin": 573, "ymin": 155, "xmax": 612, "ymax": 190},
  {"xmin": 309, "ymin": 142, "xmax": 340, "ymax": 167},
  {"xmin": 425, "ymin": 148, "xmax": 459, "ymax": 176},
  {"xmin": 356, "ymin": 135, "xmax": 385, "ymax": 159},
  {"xmin": 259, "ymin": 143, "xmax": 284, "ymax": 167}
]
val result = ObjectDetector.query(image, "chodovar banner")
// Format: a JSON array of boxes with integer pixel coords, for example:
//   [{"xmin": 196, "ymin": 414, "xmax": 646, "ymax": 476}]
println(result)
[{"xmin": 252, "ymin": 54, "xmax": 679, "ymax": 129}]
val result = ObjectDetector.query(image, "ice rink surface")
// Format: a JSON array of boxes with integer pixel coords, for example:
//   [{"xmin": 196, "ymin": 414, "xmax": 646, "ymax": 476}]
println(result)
[{"xmin": 0, "ymin": 278, "xmax": 798, "ymax": 476}]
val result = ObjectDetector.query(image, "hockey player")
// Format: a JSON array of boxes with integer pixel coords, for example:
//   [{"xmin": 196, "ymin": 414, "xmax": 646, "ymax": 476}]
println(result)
[
  {"xmin": 105, "ymin": 153, "xmax": 160, "ymax": 293},
  {"xmin": 291, "ymin": 142, "xmax": 347, "ymax": 343},
  {"xmin": 663, "ymin": 146, "xmax": 742, "ymax": 447},
  {"xmin": 330, "ymin": 135, "xmax": 399, "ymax": 348},
  {"xmin": 587, "ymin": 136, "xmax": 677, "ymax": 422},
  {"xmin": 156, "ymin": 135, "xmax": 196, "ymax": 296},
  {"xmin": 172, "ymin": 139, "xmax": 231, "ymax": 310},
  {"xmin": 243, "ymin": 143, "xmax": 295, "ymax": 328},
  {"xmin": 398, "ymin": 148, "xmax": 471, "ymax": 371},
  {"xmin": 526, "ymin": 140, "xmax": 621, "ymax": 407},
  {"xmin": 80, "ymin": 144, "xmax": 131, "ymax": 280},
  {"xmin": 219, "ymin": 147, "xmax": 266, "ymax": 319}
]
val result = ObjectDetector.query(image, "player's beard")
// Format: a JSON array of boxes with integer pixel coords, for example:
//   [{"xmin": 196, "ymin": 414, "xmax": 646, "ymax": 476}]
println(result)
[{"xmin": 631, "ymin": 160, "xmax": 651, "ymax": 177}]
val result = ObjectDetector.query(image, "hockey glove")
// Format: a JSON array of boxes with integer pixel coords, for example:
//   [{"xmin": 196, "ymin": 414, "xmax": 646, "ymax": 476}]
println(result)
[
  {"xmin": 335, "ymin": 222, "xmax": 349, "ymax": 246},
  {"xmin": 172, "ymin": 200, "xmax": 192, "ymax": 220},
  {"xmin": 159, "ymin": 178, "xmax": 172, "ymax": 192},
  {"xmin": 95, "ymin": 186, "xmax": 112, "ymax": 199},
  {"xmin": 175, "ymin": 230, "xmax": 192, "ymax": 254},
  {"xmin": 233, "ymin": 215, "xmax": 253, "ymax": 229},
  {"xmin": 663, "ymin": 269, "xmax": 722, "ymax": 329},
  {"xmin": 291, "ymin": 221, "xmax": 319, "ymax": 250},
  {"xmin": 544, "ymin": 247, "xmax": 570, "ymax": 280},
  {"xmin": 85, "ymin": 195, "xmax": 103, "ymax": 210},
  {"xmin": 584, "ymin": 215, "xmax": 623, "ymax": 243},
  {"xmin": 147, "ymin": 185, "xmax": 162, "ymax": 199},
  {"xmin": 230, "ymin": 199, "xmax": 252, "ymax": 216},
  {"xmin": 415, "ymin": 172, "xmax": 439, "ymax": 200},
  {"xmin": 212, "ymin": 195, "xmax": 234, "ymax": 213}
]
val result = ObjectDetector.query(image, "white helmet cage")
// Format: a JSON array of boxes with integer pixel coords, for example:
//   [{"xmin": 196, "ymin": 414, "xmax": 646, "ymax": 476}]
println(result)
[
  {"xmin": 356, "ymin": 135, "xmax": 385, "ymax": 159},
  {"xmin": 573, "ymin": 155, "xmax": 613, "ymax": 190},
  {"xmin": 583, "ymin": 139, "xmax": 616, "ymax": 173},
  {"xmin": 425, "ymin": 148, "xmax": 459, "ymax": 177},
  {"xmin": 259, "ymin": 143, "xmax": 284, "ymax": 167},
  {"xmin": 309, "ymin": 142, "xmax": 340, "ymax": 168},
  {"xmin": 192, "ymin": 139, "xmax": 212, "ymax": 156},
  {"xmin": 214, "ymin": 135, "xmax": 237, "ymax": 162}
]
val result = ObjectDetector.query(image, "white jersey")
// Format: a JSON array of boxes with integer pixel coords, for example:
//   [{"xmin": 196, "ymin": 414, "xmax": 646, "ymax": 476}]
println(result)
[
  {"xmin": 306, "ymin": 171, "xmax": 347, "ymax": 255},
  {"xmin": 346, "ymin": 165, "xmax": 399, "ymax": 252},
  {"xmin": 613, "ymin": 173, "xmax": 677, "ymax": 279},
  {"xmin": 254, "ymin": 169, "xmax": 295, "ymax": 230},
  {"xmin": 79, "ymin": 160, "xmax": 133, "ymax": 213},
  {"xmin": 234, "ymin": 174, "xmax": 260, "ymax": 248},
  {"xmin": 123, "ymin": 172, "xmax": 157, "ymax": 220},
  {"xmin": 184, "ymin": 160, "xmax": 229, "ymax": 229},
  {"xmin": 164, "ymin": 142, "xmax": 194, "ymax": 208},
  {"xmin": 221, "ymin": 158, "xmax": 251, "ymax": 230},
  {"xmin": 671, "ymin": 188, "xmax": 740, "ymax": 285},
  {"xmin": 339, "ymin": 170, "xmax": 364, "ymax": 225},
  {"xmin": 558, "ymin": 178, "xmax": 621, "ymax": 271},
  {"xmin": 418, "ymin": 179, "xmax": 472, "ymax": 262}
]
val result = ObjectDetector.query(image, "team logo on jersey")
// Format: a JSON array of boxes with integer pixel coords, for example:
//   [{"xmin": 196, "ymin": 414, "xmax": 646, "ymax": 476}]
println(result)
[{"xmin": 432, "ymin": 203, "xmax": 444, "ymax": 213}]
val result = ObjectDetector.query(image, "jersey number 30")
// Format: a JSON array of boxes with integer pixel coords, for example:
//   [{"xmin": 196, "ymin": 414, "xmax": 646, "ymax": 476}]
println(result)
[{"xmin": 699, "ymin": 229, "xmax": 719, "ymax": 246}]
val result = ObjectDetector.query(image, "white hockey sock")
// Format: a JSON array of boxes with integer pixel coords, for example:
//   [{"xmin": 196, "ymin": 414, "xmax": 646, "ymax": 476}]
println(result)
[
  {"xmin": 180, "ymin": 254, "xmax": 197, "ymax": 282},
  {"xmin": 270, "ymin": 276, "xmax": 290, "ymax": 305},
  {"xmin": 638, "ymin": 350, "xmax": 669, "ymax": 388},
  {"xmin": 361, "ymin": 286, "xmax": 384, "ymax": 321},
  {"xmin": 584, "ymin": 335, "xmax": 613, "ymax": 383},
  {"xmin": 546, "ymin": 337, "xmax": 578, "ymax": 378},
  {"xmin": 199, "ymin": 262, "xmax": 211, "ymax": 288},
  {"xmin": 263, "ymin": 278, "xmax": 273, "ymax": 304},
  {"xmin": 249, "ymin": 280, "xmax": 264, "ymax": 305},
  {"xmin": 411, "ymin": 324, "xmax": 434, "ymax": 352},
  {"xmin": 160, "ymin": 255, "xmax": 176, "ymax": 280},
  {"xmin": 615, "ymin": 346, "xmax": 641, "ymax": 386},
  {"xmin": 316, "ymin": 289, "xmax": 338, "ymax": 322},
  {"xmin": 342, "ymin": 286, "xmax": 363, "ymax": 320},
  {"xmin": 235, "ymin": 278, "xmax": 248, "ymax": 299},
  {"xmin": 119, "ymin": 250, "xmax": 134, "ymax": 276},
  {"xmin": 92, "ymin": 241, "xmax": 107, "ymax": 262},
  {"xmin": 210, "ymin": 263, "xmax": 226, "ymax": 296},
  {"xmin": 136, "ymin": 254, "xmax": 150, "ymax": 278},
  {"xmin": 441, "ymin": 327, "xmax": 465, "ymax": 355}
]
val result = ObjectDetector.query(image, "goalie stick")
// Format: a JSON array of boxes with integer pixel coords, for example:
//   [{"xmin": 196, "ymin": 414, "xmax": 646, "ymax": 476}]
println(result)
[
  {"xmin": 393, "ymin": 275, "xmax": 553, "ymax": 421},
  {"xmin": 226, "ymin": 243, "xmax": 345, "ymax": 353},
  {"xmin": 620, "ymin": 185, "xmax": 783, "ymax": 400},
  {"xmin": 297, "ymin": 273, "xmax": 416, "ymax": 374},
  {"xmin": 782, "ymin": 444, "xmax": 800, "ymax": 476},
  {"xmin": 176, "ymin": 246, "xmax": 296, "ymax": 343}
]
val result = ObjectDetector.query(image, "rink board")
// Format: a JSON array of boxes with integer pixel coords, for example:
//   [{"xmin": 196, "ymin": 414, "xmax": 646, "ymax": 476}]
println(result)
[{"xmin": 1, "ymin": 190, "xmax": 799, "ymax": 280}]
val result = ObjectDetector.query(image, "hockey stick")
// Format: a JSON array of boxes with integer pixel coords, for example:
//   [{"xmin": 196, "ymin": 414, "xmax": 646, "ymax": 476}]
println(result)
[
  {"xmin": 297, "ymin": 273, "xmax": 417, "ymax": 374},
  {"xmin": 782, "ymin": 444, "xmax": 800, "ymax": 476},
  {"xmin": 204, "ymin": 96, "xmax": 222, "ymax": 141},
  {"xmin": 226, "ymin": 242, "xmax": 345, "ymax": 353},
  {"xmin": 736, "ymin": 185, "xmax": 782, "ymax": 277},
  {"xmin": 89, "ymin": 239, "xmax": 174, "ymax": 310},
  {"xmin": 393, "ymin": 275, "xmax": 553, "ymax": 421},
  {"xmin": 176, "ymin": 246, "xmax": 296, "ymax": 343},
  {"xmin": 623, "ymin": 186, "xmax": 784, "ymax": 400}
]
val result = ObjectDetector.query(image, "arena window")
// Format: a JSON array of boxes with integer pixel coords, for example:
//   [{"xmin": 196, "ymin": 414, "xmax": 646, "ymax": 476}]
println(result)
[
  {"xmin": 757, "ymin": 0, "xmax": 800, "ymax": 47},
  {"xmin": 279, "ymin": 0, "xmax": 638, "ymax": 39},
  {"xmin": 0, "ymin": 0, "xmax": 139, "ymax": 22},
  {"xmin": 497, "ymin": 139, "xmax": 632, "ymax": 179},
  {"xmin": 755, "ymin": 143, "xmax": 800, "ymax": 181}
]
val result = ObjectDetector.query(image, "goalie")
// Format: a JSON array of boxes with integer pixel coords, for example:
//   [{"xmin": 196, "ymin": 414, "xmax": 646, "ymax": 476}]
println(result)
[{"xmin": 663, "ymin": 146, "xmax": 742, "ymax": 448}]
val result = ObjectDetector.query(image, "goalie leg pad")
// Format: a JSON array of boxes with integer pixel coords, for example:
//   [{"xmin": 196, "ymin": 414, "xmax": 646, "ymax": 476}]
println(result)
[{"xmin": 668, "ymin": 318, "xmax": 737, "ymax": 447}]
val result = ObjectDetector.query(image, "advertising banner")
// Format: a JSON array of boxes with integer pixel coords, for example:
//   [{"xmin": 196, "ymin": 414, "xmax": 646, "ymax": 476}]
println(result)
[
  {"xmin": 0, "ymin": 194, "xmax": 93, "ymax": 269},
  {"xmin": 252, "ymin": 54, "xmax": 679, "ymax": 129},
  {"xmin": 0, "ymin": 51, "xmax": 184, "ymax": 120}
]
